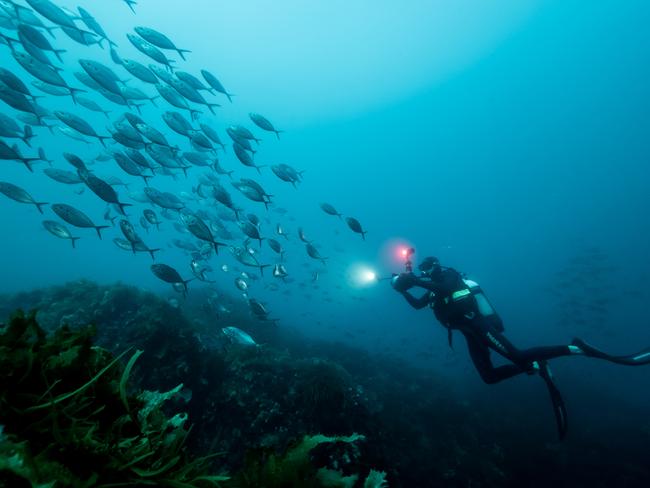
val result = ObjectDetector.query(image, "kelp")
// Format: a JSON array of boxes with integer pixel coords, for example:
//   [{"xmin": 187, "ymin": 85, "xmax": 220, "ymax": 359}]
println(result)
[
  {"xmin": 0, "ymin": 310, "xmax": 228, "ymax": 487},
  {"xmin": 230, "ymin": 433, "xmax": 382, "ymax": 488}
]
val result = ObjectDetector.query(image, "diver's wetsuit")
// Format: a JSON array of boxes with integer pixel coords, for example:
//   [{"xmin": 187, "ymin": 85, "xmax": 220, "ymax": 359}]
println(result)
[{"xmin": 399, "ymin": 268, "xmax": 572, "ymax": 384}]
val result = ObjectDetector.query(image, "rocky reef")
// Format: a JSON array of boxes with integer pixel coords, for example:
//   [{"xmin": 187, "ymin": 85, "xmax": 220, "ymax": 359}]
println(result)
[{"xmin": 1, "ymin": 281, "xmax": 649, "ymax": 487}]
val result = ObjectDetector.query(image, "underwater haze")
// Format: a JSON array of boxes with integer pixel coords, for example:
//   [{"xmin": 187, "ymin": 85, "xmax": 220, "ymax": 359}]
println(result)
[{"xmin": 1, "ymin": 0, "xmax": 650, "ymax": 486}]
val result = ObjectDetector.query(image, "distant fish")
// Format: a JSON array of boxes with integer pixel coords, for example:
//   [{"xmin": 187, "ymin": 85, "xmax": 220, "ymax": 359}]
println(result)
[
  {"xmin": 306, "ymin": 243, "xmax": 327, "ymax": 264},
  {"xmin": 42, "ymin": 220, "xmax": 80, "ymax": 248},
  {"xmin": 17, "ymin": 24, "xmax": 66, "ymax": 61},
  {"xmin": 127, "ymin": 34, "xmax": 175, "ymax": 69},
  {"xmin": 113, "ymin": 237, "xmax": 159, "ymax": 260},
  {"xmin": 234, "ymin": 277, "xmax": 248, "ymax": 292},
  {"xmin": 320, "ymin": 203, "xmax": 342, "ymax": 219},
  {"xmin": 272, "ymin": 264, "xmax": 288, "ymax": 279},
  {"xmin": 222, "ymin": 326, "xmax": 256, "ymax": 346},
  {"xmin": 177, "ymin": 71, "xmax": 213, "ymax": 95},
  {"xmin": 43, "ymin": 168, "xmax": 83, "ymax": 185},
  {"xmin": 122, "ymin": 59, "xmax": 159, "ymax": 84},
  {"xmin": 0, "ymin": 181, "xmax": 47, "ymax": 213},
  {"xmin": 54, "ymin": 111, "xmax": 110, "ymax": 146},
  {"xmin": 0, "ymin": 140, "xmax": 47, "ymax": 171},
  {"xmin": 151, "ymin": 263, "xmax": 191, "ymax": 292},
  {"xmin": 144, "ymin": 187, "xmax": 185, "ymax": 210},
  {"xmin": 276, "ymin": 223, "xmax": 289, "ymax": 240},
  {"xmin": 134, "ymin": 26, "xmax": 191, "ymax": 60},
  {"xmin": 249, "ymin": 113, "xmax": 283, "ymax": 139},
  {"xmin": 201, "ymin": 70, "xmax": 233, "ymax": 102},
  {"xmin": 345, "ymin": 217, "xmax": 367, "ymax": 240},
  {"xmin": 143, "ymin": 209, "xmax": 162, "ymax": 229},
  {"xmin": 12, "ymin": 51, "xmax": 83, "ymax": 103},
  {"xmin": 81, "ymin": 173, "xmax": 131, "ymax": 215},
  {"xmin": 51, "ymin": 203, "xmax": 109, "ymax": 238}
]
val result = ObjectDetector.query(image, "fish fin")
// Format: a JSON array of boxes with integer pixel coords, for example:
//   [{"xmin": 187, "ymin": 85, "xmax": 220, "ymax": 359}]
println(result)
[
  {"xmin": 213, "ymin": 241, "xmax": 226, "ymax": 254},
  {"xmin": 148, "ymin": 248, "xmax": 161, "ymax": 261},
  {"xmin": 54, "ymin": 49, "xmax": 66, "ymax": 62},
  {"xmin": 117, "ymin": 202, "xmax": 132, "ymax": 216},
  {"xmin": 275, "ymin": 130, "xmax": 284, "ymax": 139},
  {"xmin": 142, "ymin": 174, "xmax": 152, "ymax": 186},
  {"xmin": 190, "ymin": 109, "xmax": 201, "ymax": 121},
  {"xmin": 34, "ymin": 202, "xmax": 48, "ymax": 214},
  {"xmin": 22, "ymin": 126, "xmax": 34, "ymax": 147},
  {"xmin": 70, "ymin": 237, "xmax": 80, "ymax": 248},
  {"xmin": 68, "ymin": 87, "xmax": 86, "ymax": 105},
  {"xmin": 177, "ymin": 49, "xmax": 191, "ymax": 60},
  {"xmin": 95, "ymin": 225, "xmax": 110, "ymax": 239},
  {"xmin": 259, "ymin": 264, "xmax": 270, "ymax": 276},
  {"xmin": 98, "ymin": 135, "xmax": 111, "ymax": 147},
  {"xmin": 226, "ymin": 93, "xmax": 234, "ymax": 103},
  {"xmin": 207, "ymin": 103, "xmax": 220, "ymax": 114},
  {"xmin": 149, "ymin": 95, "xmax": 160, "ymax": 107}
]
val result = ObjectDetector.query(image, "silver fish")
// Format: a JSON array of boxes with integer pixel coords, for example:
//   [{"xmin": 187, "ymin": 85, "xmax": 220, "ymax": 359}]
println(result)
[
  {"xmin": 51, "ymin": 203, "xmax": 109, "ymax": 238},
  {"xmin": 249, "ymin": 112, "xmax": 283, "ymax": 139},
  {"xmin": 42, "ymin": 220, "xmax": 79, "ymax": 248},
  {"xmin": 0, "ymin": 181, "xmax": 47, "ymax": 213}
]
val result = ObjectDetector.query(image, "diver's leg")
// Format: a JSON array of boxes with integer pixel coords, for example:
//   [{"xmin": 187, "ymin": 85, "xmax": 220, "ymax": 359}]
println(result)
[
  {"xmin": 483, "ymin": 328, "xmax": 572, "ymax": 366},
  {"xmin": 463, "ymin": 331, "xmax": 525, "ymax": 384}
]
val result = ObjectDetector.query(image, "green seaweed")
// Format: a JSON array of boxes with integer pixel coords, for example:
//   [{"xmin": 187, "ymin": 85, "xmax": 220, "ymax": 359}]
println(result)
[{"xmin": 0, "ymin": 311, "xmax": 228, "ymax": 487}]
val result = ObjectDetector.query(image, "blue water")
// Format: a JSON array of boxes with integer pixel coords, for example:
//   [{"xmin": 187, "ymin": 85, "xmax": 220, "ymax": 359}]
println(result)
[{"xmin": 2, "ymin": 0, "xmax": 650, "ymax": 457}]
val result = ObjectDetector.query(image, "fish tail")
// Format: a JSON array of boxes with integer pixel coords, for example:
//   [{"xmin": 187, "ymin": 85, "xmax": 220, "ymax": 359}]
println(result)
[
  {"xmin": 95, "ymin": 225, "xmax": 110, "ymax": 239},
  {"xmin": 148, "ymin": 248, "xmax": 161, "ymax": 261},
  {"xmin": 275, "ymin": 130, "xmax": 284, "ymax": 140},
  {"xmin": 256, "ymin": 165, "xmax": 267, "ymax": 174},
  {"xmin": 34, "ymin": 202, "xmax": 48, "ymax": 214},
  {"xmin": 71, "ymin": 236, "xmax": 80, "ymax": 249},
  {"xmin": 226, "ymin": 93, "xmax": 234, "ymax": 103},
  {"xmin": 98, "ymin": 135, "xmax": 111, "ymax": 147},
  {"xmin": 22, "ymin": 126, "xmax": 34, "ymax": 147},
  {"xmin": 117, "ymin": 202, "xmax": 132, "ymax": 216},
  {"xmin": 259, "ymin": 264, "xmax": 270, "ymax": 277},
  {"xmin": 362, "ymin": 230, "xmax": 367, "ymax": 240},
  {"xmin": 142, "ymin": 174, "xmax": 152, "ymax": 186},
  {"xmin": 38, "ymin": 148, "xmax": 52, "ymax": 165},
  {"xmin": 207, "ymin": 103, "xmax": 220, "ymax": 114},
  {"xmin": 213, "ymin": 241, "xmax": 226, "ymax": 254},
  {"xmin": 190, "ymin": 109, "xmax": 201, "ymax": 121},
  {"xmin": 178, "ymin": 49, "xmax": 191, "ymax": 60},
  {"xmin": 183, "ymin": 278, "xmax": 194, "ymax": 292},
  {"xmin": 149, "ymin": 95, "xmax": 160, "ymax": 107},
  {"xmin": 45, "ymin": 25, "xmax": 58, "ymax": 39},
  {"xmin": 54, "ymin": 49, "xmax": 67, "ymax": 62}
]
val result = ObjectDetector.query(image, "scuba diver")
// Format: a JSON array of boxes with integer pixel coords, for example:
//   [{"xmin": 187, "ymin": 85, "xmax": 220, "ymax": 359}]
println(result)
[{"xmin": 390, "ymin": 250, "xmax": 650, "ymax": 439}]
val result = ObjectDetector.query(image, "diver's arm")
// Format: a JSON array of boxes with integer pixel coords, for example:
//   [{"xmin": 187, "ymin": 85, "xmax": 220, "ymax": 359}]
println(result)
[
  {"xmin": 410, "ymin": 276, "xmax": 443, "ymax": 294},
  {"xmin": 401, "ymin": 290, "xmax": 431, "ymax": 310}
]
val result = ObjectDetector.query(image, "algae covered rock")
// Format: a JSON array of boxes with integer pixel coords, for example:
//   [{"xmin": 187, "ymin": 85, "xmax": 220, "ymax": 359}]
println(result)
[{"xmin": 0, "ymin": 310, "xmax": 228, "ymax": 487}]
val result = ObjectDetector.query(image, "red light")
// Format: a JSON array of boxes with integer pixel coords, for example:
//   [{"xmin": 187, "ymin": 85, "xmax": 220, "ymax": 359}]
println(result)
[{"xmin": 401, "ymin": 248, "xmax": 408, "ymax": 257}]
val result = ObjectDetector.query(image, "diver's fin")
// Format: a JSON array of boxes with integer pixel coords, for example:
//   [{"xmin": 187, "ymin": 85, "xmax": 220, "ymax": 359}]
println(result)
[
  {"xmin": 572, "ymin": 338, "xmax": 650, "ymax": 366},
  {"xmin": 538, "ymin": 361, "xmax": 568, "ymax": 441}
]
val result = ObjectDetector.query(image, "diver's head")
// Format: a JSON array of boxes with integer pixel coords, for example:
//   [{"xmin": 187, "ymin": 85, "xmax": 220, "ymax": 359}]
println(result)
[{"xmin": 418, "ymin": 256, "xmax": 441, "ymax": 279}]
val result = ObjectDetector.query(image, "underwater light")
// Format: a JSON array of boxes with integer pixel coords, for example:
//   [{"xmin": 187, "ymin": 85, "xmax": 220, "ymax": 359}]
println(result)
[
  {"xmin": 349, "ymin": 264, "xmax": 380, "ymax": 287},
  {"xmin": 361, "ymin": 269, "xmax": 377, "ymax": 283}
]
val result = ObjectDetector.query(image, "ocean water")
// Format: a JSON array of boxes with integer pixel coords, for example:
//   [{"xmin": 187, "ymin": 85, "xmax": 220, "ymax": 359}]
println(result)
[{"xmin": 1, "ymin": 0, "xmax": 650, "ymax": 486}]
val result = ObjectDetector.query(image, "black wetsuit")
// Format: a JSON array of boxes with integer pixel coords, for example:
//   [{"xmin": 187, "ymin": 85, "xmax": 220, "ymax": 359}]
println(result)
[{"xmin": 400, "ymin": 268, "xmax": 572, "ymax": 384}]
